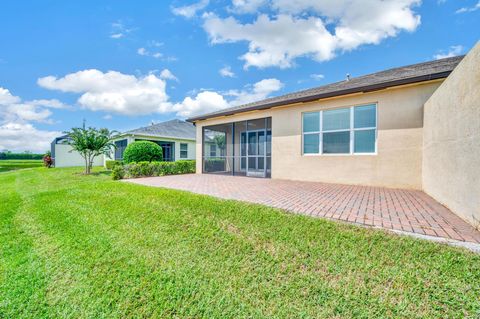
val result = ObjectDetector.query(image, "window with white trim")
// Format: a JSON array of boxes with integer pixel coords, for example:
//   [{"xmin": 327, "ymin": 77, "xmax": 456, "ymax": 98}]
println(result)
[
  {"xmin": 180, "ymin": 143, "xmax": 188, "ymax": 159},
  {"xmin": 210, "ymin": 144, "xmax": 217, "ymax": 157},
  {"xmin": 302, "ymin": 104, "xmax": 377, "ymax": 155}
]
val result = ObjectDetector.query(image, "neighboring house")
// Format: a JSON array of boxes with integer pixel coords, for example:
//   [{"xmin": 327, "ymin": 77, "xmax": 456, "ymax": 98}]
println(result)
[
  {"xmin": 107, "ymin": 119, "xmax": 196, "ymax": 163},
  {"xmin": 188, "ymin": 43, "xmax": 480, "ymax": 228},
  {"xmin": 50, "ymin": 135, "xmax": 104, "ymax": 168}
]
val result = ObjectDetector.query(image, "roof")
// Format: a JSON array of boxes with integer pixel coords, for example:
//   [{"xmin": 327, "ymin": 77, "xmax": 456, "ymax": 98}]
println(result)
[
  {"xmin": 122, "ymin": 119, "xmax": 196, "ymax": 140},
  {"xmin": 187, "ymin": 55, "xmax": 464, "ymax": 122},
  {"xmin": 51, "ymin": 134, "xmax": 70, "ymax": 144}
]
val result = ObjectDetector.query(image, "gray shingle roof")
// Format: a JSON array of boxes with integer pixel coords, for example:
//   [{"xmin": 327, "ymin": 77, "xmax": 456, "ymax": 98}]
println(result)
[
  {"xmin": 187, "ymin": 55, "xmax": 464, "ymax": 122},
  {"xmin": 123, "ymin": 119, "xmax": 196, "ymax": 140}
]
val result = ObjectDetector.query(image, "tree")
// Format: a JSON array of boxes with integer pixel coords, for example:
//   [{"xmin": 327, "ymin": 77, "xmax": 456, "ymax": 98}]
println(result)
[
  {"xmin": 122, "ymin": 141, "xmax": 163, "ymax": 163},
  {"xmin": 63, "ymin": 126, "xmax": 117, "ymax": 174},
  {"xmin": 213, "ymin": 134, "xmax": 226, "ymax": 156}
]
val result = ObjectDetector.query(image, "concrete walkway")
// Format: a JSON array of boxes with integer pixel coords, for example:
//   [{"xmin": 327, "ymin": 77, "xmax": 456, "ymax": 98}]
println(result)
[{"xmin": 125, "ymin": 174, "xmax": 480, "ymax": 246}]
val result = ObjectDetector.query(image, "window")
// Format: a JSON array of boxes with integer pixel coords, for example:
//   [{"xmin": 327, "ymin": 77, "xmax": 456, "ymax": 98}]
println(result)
[
  {"xmin": 210, "ymin": 144, "xmax": 217, "ymax": 157},
  {"xmin": 180, "ymin": 143, "xmax": 188, "ymax": 159},
  {"xmin": 302, "ymin": 104, "xmax": 377, "ymax": 155},
  {"xmin": 114, "ymin": 139, "xmax": 128, "ymax": 160}
]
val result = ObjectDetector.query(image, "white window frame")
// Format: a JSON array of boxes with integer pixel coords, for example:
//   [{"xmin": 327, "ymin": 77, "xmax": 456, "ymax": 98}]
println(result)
[
  {"xmin": 180, "ymin": 143, "xmax": 188, "ymax": 159},
  {"xmin": 210, "ymin": 144, "xmax": 217, "ymax": 157},
  {"xmin": 302, "ymin": 103, "xmax": 378, "ymax": 156}
]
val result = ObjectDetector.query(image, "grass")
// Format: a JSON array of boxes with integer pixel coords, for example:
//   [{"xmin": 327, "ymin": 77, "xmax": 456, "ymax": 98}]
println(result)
[
  {"xmin": 1, "ymin": 167, "xmax": 479, "ymax": 318},
  {"xmin": 0, "ymin": 159, "xmax": 43, "ymax": 172}
]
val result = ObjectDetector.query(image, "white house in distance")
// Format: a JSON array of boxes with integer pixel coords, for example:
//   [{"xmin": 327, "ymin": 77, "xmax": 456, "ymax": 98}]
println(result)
[
  {"xmin": 51, "ymin": 135, "xmax": 104, "ymax": 168},
  {"xmin": 106, "ymin": 119, "xmax": 196, "ymax": 163},
  {"xmin": 51, "ymin": 119, "xmax": 196, "ymax": 167}
]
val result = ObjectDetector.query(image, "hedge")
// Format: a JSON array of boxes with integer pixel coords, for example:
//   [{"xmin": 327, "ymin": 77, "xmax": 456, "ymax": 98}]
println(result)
[
  {"xmin": 105, "ymin": 160, "xmax": 122, "ymax": 170},
  {"xmin": 0, "ymin": 152, "xmax": 43, "ymax": 160},
  {"xmin": 112, "ymin": 160, "xmax": 195, "ymax": 180}
]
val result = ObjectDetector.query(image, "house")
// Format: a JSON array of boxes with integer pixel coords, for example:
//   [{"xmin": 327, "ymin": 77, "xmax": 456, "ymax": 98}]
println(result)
[
  {"xmin": 51, "ymin": 135, "xmax": 104, "ymax": 168},
  {"xmin": 52, "ymin": 119, "xmax": 196, "ymax": 167},
  {"xmin": 187, "ymin": 42, "xmax": 479, "ymax": 228},
  {"xmin": 107, "ymin": 119, "xmax": 196, "ymax": 163}
]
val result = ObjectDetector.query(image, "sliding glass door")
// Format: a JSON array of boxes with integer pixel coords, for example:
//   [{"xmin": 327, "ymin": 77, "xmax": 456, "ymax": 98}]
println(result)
[
  {"xmin": 246, "ymin": 130, "xmax": 266, "ymax": 177},
  {"xmin": 202, "ymin": 117, "xmax": 271, "ymax": 178}
]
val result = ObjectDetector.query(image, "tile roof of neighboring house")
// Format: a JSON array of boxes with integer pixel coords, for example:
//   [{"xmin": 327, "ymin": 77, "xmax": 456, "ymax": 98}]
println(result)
[
  {"xmin": 187, "ymin": 55, "xmax": 464, "ymax": 122},
  {"xmin": 122, "ymin": 119, "xmax": 196, "ymax": 140}
]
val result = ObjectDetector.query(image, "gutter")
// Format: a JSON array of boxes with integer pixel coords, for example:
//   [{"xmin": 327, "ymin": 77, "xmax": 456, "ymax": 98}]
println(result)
[{"xmin": 186, "ymin": 71, "xmax": 452, "ymax": 122}]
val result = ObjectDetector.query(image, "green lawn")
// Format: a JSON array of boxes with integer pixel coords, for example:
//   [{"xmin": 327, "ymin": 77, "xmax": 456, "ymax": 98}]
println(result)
[
  {"xmin": 0, "ymin": 159, "xmax": 43, "ymax": 172},
  {"xmin": 1, "ymin": 168, "xmax": 479, "ymax": 318}
]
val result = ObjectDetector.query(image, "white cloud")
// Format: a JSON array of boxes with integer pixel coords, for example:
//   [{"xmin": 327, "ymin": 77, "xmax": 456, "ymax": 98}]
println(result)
[
  {"xmin": 226, "ymin": 78, "xmax": 283, "ymax": 105},
  {"xmin": 137, "ymin": 47, "xmax": 163, "ymax": 59},
  {"xmin": 0, "ymin": 87, "xmax": 21, "ymax": 104},
  {"xmin": 0, "ymin": 87, "xmax": 62, "ymax": 153},
  {"xmin": 149, "ymin": 40, "xmax": 163, "ymax": 47},
  {"xmin": 310, "ymin": 73, "xmax": 325, "ymax": 80},
  {"xmin": 37, "ymin": 68, "xmax": 282, "ymax": 119},
  {"xmin": 110, "ymin": 33, "xmax": 124, "ymax": 39},
  {"xmin": 103, "ymin": 114, "xmax": 113, "ymax": 120},
  {"xmin": 173, "ymin": 78, "xmax": 283, "ymax": 117},
  {"xmin": 159, "ymin": 69, "xmax": 179, "ymax": 81},
  {"xmin": 203, "ymin": 0, "xmax": 421, "ymax": 68},
  {"xmin": 174, "ymin": 91, "xmax": 229, "ymax": 117},
  {"xmin": 219, "ymin": 66, "xmax": 235, "ymax": 77},
  {"xmin": 4, "ymin": 104, "xmax": 53, "ymax": 123},
  {"xmin": 230, "ymin": 0, "xmax": 267, "ymax": 13},
  {"xmin": 38, "ymin": 69, "xmax": 173, "ymax": 116},
  {"xmin": 456, "ymin": 1, "xmax": 480, "ymax": 13},
  {"xmin": 0, "ymin": 122, "xmax": 60, "ymax": 153},
  {"xmin": 204, "ymin": 14, "xmax": 336, "ymax": 69},
  {"xmin": 172, "ymin": 0, "xmax": 209, "ymax": 18},
  {"xmin": 433, "ymin": 45, "xmax": 464, "ymax": 60},
  {"xmin": 28, "ymin": 99, "xmax": 69, "ymax": 109},
  {"xmin": 0, "ymin": 88, "xmax": 61, "ymax": 124},
  {"xmin": 109, "ymin": 21, "xmax": 135, "ymax": 39}
]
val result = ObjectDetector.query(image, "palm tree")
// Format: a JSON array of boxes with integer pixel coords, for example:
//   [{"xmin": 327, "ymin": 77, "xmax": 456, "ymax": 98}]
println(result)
[{"xmin": 64, "ymin": 126, "xmax": 117, "ymax": 174}]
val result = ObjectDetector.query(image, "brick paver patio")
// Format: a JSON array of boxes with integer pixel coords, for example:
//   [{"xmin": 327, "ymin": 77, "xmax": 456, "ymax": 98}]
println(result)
[{"xmin": 126, "ymin": 174, "xmax": 480, "ymax": 244}]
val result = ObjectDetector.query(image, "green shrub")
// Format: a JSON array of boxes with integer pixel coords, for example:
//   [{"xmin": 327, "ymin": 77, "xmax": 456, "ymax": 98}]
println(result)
[
  {"xmin": 123, "ymin": 141, "xmax": 163, "ymax": 164},
  {"xmin": 112, "ymin": 160, "xmax": 195, "ymax": 180},
  {"xmin": 126, "ymin": 162, "xmax": 143, "ymax": 178},
  {"xmin": 105, "ymin": 160, "xmax": 122, "ymax": 170},
  {"xmin": 111, "ymin": 165, "xmax": 125, "ymax": 180},
  {"xmin": 204, "ymin": 158, "xmax": 226, "ymax": 172},
  {"xmin": 175, "ymin": 160, "xmax": 195, "ymax": 174}
]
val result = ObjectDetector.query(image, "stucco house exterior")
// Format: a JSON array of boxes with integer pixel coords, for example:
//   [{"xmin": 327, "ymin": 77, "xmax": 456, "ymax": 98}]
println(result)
[
  {"xmin": 106, "ymin": 119, "xmax": 196, "ymax": 163},
  {"xmin": 187, "ymin": 42, "xmax": 479, "ymax": 229}
]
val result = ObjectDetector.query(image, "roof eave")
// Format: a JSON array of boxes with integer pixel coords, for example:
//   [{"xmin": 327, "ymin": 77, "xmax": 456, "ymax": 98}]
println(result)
[
  {"xmin": 114, "ymin": 132, "xmax": 196, "ymax": 141},
  {"xmin": 186, "ymin": 71, "xmax": 451, "ymax": 123}
]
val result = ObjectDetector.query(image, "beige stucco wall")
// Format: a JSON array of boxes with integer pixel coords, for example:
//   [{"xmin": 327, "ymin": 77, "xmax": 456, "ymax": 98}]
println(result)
[
  {"xmin": 195, "ymin": 80, "xmax": 443, "ymax": 189},
  {"xmin": 423, "ymin": 42, "xmax": 480, "ymax": 229}
]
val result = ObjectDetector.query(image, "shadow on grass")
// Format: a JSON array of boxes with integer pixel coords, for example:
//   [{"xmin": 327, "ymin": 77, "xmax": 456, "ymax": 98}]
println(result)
[
  {"xmin": 72, "ymin": 170, "xmax": 111, "ymax": 177},
  {"xmin": 90, "ymin": 170, "xmax": 111, "ymax": 177}
]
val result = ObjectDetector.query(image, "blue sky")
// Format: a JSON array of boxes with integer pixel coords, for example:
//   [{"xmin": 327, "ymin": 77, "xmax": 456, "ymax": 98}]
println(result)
[{"xmin": 0, "ymin": 0, "xmax": 478, "ymax": 152}]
